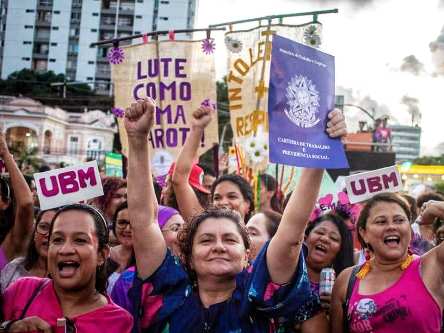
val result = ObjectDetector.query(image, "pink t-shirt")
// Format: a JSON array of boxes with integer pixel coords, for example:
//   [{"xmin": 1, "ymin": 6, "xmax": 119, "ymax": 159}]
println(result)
[
  {"xmin": 348, "ymin": 258, "xmax": 442, "ymax": 333},
  {"xmin": 3, "ymin": 277, "xmax": 133, "ymax": 333}
]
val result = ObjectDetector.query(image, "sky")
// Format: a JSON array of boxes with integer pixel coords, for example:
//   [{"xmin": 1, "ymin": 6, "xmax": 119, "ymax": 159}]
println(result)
[{"xmin": 195, "ymin": 0, "xmax": 444, "ymax": 156}]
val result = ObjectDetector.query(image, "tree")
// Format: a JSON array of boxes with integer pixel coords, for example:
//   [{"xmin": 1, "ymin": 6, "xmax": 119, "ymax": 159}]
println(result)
[
  {"xmin": 413, "ymin": 155, "xmax": 444, "ymax": 165},
  {"xmin": 0, "ymin": 69, "xmax": 112, "ymax": 112}
]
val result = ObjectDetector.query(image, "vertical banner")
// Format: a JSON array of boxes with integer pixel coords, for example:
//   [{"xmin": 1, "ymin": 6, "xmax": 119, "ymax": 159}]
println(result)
[
  {"xmin": 105, "ymin": 152, "xmax": 123, "ymax": 177},
  {"xmin": 112, "ymin": 40, "xmax": 218, "ymax": 176},
  {"xmin": 268, "ymin": 35, "xmax": 348, "ymax": 168},
  {"xmin": 225, "ymin": 23, "xmax": 323, "ymax": 168}
]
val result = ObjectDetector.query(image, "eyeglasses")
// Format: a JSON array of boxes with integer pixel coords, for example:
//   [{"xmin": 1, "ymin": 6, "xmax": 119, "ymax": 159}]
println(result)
[
  {"xmin": 36, "ymin": 222, "xmax": 51, "ymax": 235},
  {"xmin": 115, "ymin": 219, "xmax": 131, "ymax": 230},
  {"xmin": 161, "ymin": 223, "xmax": 182, "ymax": 233}
]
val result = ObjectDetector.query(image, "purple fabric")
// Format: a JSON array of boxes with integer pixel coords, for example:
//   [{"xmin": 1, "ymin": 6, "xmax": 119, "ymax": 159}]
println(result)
[{"xmin": 158, "ymin": 205, "xmax": 179, "ymax": 230}]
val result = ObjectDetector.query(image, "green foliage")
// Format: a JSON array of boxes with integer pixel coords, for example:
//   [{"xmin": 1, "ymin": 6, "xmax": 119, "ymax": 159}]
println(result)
[
  {"xmin": 434, "ymin": 182, "xmax": 444, "ymax": 193},
  {"xmin": 0, "ymin": 69, "xmax": 93, "ymax": 96},
  {"xmin": 413, "ymin": 155, "xmax": 444, "ymax": 165},
  {"xmin": 8, "ymin": 142, "xmax": 42, "ymax": 174}
]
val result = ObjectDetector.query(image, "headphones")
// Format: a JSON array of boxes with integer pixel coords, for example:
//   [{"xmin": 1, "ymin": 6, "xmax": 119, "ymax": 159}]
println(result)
[{"xmin": 53, "ymin": 203, "xmax": 109, "ymax": 242}]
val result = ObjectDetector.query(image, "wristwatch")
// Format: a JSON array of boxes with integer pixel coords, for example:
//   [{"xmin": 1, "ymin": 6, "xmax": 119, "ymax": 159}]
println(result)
[{"xmin": 0, "ymin": 320, "xmax": 17, "ymax": 332}]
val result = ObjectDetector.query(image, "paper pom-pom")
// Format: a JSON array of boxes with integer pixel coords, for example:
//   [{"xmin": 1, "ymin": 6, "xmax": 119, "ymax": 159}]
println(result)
[
  {"xmin": 111, "ymin": 107, "xmax": 125, "ymax": 118},
  {"xmin": 107, "ymin": 47, "xmax": 125, "ymax": 65},
  {"xmin": 224, "ymin": 36, "xmax": 243, "ymax": 53},
  {"xmin": 201, "ymin": 38, "xmax": 216, "ymax": 55}
]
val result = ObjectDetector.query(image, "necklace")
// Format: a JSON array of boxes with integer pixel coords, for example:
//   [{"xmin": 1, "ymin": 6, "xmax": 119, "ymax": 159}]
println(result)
[{"xmin": 356, "ymin": 254, "xmax": 414, "ymax": 280}]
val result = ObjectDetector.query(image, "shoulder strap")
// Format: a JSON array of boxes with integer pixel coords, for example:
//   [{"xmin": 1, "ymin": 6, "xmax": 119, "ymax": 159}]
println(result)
[
  {"xmin": 19, "ymin": 279, "xmax": 48, "ymax": 319},
  {"xmin": 342, "ymin": 265, "xmax": 362, "ymax": 333}
]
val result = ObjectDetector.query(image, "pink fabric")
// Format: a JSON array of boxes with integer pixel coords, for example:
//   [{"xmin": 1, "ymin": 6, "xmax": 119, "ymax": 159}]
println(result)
[
  {"xmin": 348, "ymin": 258, "xmax": 441, "ymax": 333},
  {"xmin": 263, "ymin": 282, "xmax": 281, "ymax": 302},
  {"xmin": 3, "ymin": 277, "xmax": 133, "ymax": 332},
  {"xmin": 140, "ymin": 282, "xmax": 164, "ymax": 328}
]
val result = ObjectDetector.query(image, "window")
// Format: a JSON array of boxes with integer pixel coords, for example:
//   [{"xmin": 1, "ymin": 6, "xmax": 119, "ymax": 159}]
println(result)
[
  {"xmin": 24, "ymin": 25, "xmax": 33, "ymax": 29},
  {"xmin": 87, "ymin": 138, "xmax": 102, "ymax": 160},
  {"xmin": 88, "ymin": 61, "xmax": 94, "ymax": 64},
  {"xmin": 53, "ymin": 10, "xmax": 60, "ymax": 14},
  {"xmin": 92, "ymin": 12, "xmax": 99, "ymax": 16},
  {"xmin": 52, "ymin": 26, "xmax": 59, "ymax": 30},
  {"xmin": 137, "ymin": 0, "xmax": 143, "ymax": 2},
  {"xmin": 134, "ymin": 31, "xmax": 141, "ymax": 34},
  {"xmin": 26, "ymin": 9, "xmax": 35, "ymax": 13},
  {"xmin": 135, "ymin": 15, "xmax": 142, "ymax": 19},
  {"xmin": 71, "ymin": 12, "xmax": 81, "ymax": 21},
  {"xmin": 159, "ymin": 17, "xmax": 168, "ymax": 21},
  {"xmin": 50, "ymin": 42, "xmax": 57, "ymax": 46},
  {"xmin": 68, "ymin": 136, "xmax": 79, "ymax": 155},
  {"xmin": 67, "ymin": 59, "xmax": 76, "ymax": 69},
  {"xmin": 39, "ymin": 0, "xmax": 53, "ymax": 5},
  {"xmin": 118, "ymin": 16, "xmax": 132, "ymax": 26},
  {"xmin": 22, "ymin": 57, "xmax": 31, "ymax": 61},
  {"xmin": 160, "ymin": 1, "xmax": 170, "ymax": 4},
  {"xmin": 38, "ymin": 10, "xmax": 51, "ymax": 22},
  {"xmin": 87, "ymin": 77, "xmax": 93, "ymax": 80},
  {"xmin": 23, "ymin": 41, "xmax": 32, "ymax": 45},
  {"xmin": 91, "ymin": 29, "xmax": 98, "ymax": 32},
  {"xmin": 49, "ymin": 58, "xmax": 56, "ymax": 62},
  {"xmin": 68, "ymin": 43, "xmax": 79, "ymax": 54},
  {"xmin": 36, "ymin": 27, "xmax": 50, "ymax": 39},
  {"xmin": 70, "ymin": 27, "xmax": 80, "ymax": 37}
]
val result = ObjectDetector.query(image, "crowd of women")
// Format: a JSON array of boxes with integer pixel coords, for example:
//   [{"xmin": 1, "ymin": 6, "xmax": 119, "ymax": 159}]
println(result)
[{"xmin": 0, "ymin": 98, "xmax": 443, "ymax": 332}]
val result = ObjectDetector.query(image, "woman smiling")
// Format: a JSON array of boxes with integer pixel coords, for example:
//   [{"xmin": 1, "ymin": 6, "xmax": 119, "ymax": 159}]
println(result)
[
  {"xmin": 1, "ymin": 204, "xmax": 132, "ymax": 332},
  {"xmin": 123, "ymin": 98, "xmax": 346, "ymax": 332}
]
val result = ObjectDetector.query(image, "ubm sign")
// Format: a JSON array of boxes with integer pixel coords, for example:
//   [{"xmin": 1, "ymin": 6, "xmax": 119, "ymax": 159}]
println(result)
[
  {"xmin": 34, "ymin": 161, "xmax": 103, "ymax": 210},
  {"xmin": 344, "ymin": 166, "xmax": 402, "ymax": 204}
]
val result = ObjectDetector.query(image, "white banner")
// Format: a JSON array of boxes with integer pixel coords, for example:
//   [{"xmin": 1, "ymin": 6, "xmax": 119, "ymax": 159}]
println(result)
[
  {"xmin": 34, "ymin": 161, "xmax": 103, "ymax": 210},
  {"xmin": 344, "ymin": 166, "xmax": 402, "ymax": 204}
]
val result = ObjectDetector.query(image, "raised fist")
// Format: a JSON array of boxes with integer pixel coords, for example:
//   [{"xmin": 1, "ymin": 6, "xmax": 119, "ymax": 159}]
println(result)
[
  {"xmin": 124, "ymin": 98, "xmax": 156, "ymax": 138},
  {"xmin": 191, "ymin": 106, "xmax": 214, "ymax": 130}
]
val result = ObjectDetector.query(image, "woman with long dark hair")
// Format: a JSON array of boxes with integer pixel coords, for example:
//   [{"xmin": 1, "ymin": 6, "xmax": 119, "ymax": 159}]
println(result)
[
  {"xmin": 1, "ymin": 204, "xmax": 132, "ymax": 332},
  {"xmin": 0, "ymin": 209, "xmax": 57, "ymax": 292}
]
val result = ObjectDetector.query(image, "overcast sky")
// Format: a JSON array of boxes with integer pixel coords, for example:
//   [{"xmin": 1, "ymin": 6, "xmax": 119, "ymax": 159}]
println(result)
[{"xmin": 195, "ymin": 0, "xmax": 444, "ymax": 155}]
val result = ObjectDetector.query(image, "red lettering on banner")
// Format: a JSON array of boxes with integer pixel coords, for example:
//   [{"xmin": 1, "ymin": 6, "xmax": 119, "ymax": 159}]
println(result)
[
  {"xmin": 367, "ymin": 176, "xmax": 383, "ymax": 193},
  {"xmin": 382, "ymin": 172, "xmax": 399, "ymax": 188},
  {"xmin": 58, "ymin": 171, "xmax": 79, "ymax": 194},
  {"xmin": 39, "ymin": 176, "xmax": 59, "ymax": 197},
  {"xmin": 78, "ymin": 167, "xmax": 97, "ymax": 188}
]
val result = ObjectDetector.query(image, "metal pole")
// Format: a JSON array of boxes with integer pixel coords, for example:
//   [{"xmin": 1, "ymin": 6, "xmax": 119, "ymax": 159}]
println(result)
[
  {"xmin": 90, "ymin": 27, "xmax": 225, "ymax": 47},
  {"xmin": 114, "ymin": 0, "xmax": 120, "ymax": 38},
  {"xmin": 209, "ymin": 9, "xmax": 338, "ymax": 28}
]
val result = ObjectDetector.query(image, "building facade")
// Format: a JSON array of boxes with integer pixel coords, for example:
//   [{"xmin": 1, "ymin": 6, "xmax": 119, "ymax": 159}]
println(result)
[
  {"xmin": 390, "ymin": 125, "xmax": 421, "ymax": 162},
  {"xmin": 0, "ymin": 95, "xmax": 116, "ymax": 165},
  {"xmin": 0, "ymin": 0, "xmax": 197, "ymax": 94}
]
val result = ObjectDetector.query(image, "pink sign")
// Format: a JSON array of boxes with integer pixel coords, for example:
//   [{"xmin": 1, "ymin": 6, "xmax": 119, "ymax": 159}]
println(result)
[
  {"xmin": 344, "ymin": 166, "xmax": 402, "ymax": 204},
  {"xmin": 34, "ymin": 161, "xmax": 103, "ymax": 210}
]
